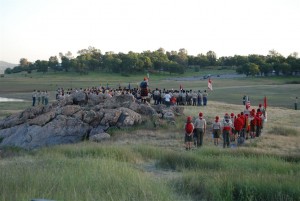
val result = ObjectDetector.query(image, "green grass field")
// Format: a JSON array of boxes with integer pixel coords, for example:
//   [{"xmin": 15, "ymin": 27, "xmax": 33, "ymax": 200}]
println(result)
[{"xmin": 0, "ymin": 71, "xmax": 300, "ymax": 200}]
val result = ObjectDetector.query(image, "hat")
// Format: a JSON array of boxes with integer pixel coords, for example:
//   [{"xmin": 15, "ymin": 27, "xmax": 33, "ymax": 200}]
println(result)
[
  {"xmin": 259, "ymin": 104, "xmax": 262, "ymax": 107},
  {"xmin": 231, "ymin": 113, "xmax": 234, "ymax": 117},
  {"xmin": 199, "ymin": 112, "xmax": 203, "ymax": 117},
  {"xmin": 187, "ymin": 116, "xmax": 192, "ymax": 122},
  {"xmin": 215, "ymin": 116, "xmax": 219, "ymax": 120}
]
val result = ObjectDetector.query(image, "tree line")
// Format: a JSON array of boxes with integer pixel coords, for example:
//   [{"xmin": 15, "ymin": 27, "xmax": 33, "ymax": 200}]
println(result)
[{"xmin": 5, "ymin": 47, "xmax": 300, "ymax": 76}]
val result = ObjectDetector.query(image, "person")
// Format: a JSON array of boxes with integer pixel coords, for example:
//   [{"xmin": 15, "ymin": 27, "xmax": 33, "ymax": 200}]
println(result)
[
  {"xmin": 249, "ymin": 110, "xmax": 256, "ymax": 138},
  {"xmin": 202, "ymin": 90, "xmax": 208, "ymax": 106},
  {"xmin": 234, "ymin": 114, "xmax": 245, "ymax": 144},
  {"xmin": 44, "ymin": 90, "xmax": 49, "ymax": 105},
  {"xmin": 212, "ymin": 116, "xmax": 222, "ymax": 146},
  {"xmin": 32, "ymin": 89, "xmax": 37, "ymax": 106},
  {"xmin": 140, "ymin": 77, "xmax": 149, "ymax": 103},
  {"xmin": 153, "ymin": 88, "xmax": 160, "ymax": 105},
  {"xmin": 164, "ymin": 91, "xmax": 171, "ymax": 107},
  {"xmin": 193, "ymin": 112, "xmax": 207, "ymax": 147},
  {"xmin": 184, "ymin": 116, "xmax": 194, "ymax": 150},
  {"xmin": 242, "ymin": 95, "xmax": 247, "ymax": 105},
  {"xmin": 295, "ymin": 97, "xmax": 298, "ymax": 110},
  {"xmin": 197, "ymin": 90, "xmax": 202, "ymax": 106},
  {"xmin": 41, "ymin": 91, "xmax": 45, "ymax": 105},
  {"xmin": 230, "ymin": 113, "xmax": 236, "ymax": 142},
  {"xmin": 222, "ymin": 113, "xmax": 233, "ymax": 148},
  {"xmin": 37, "ymin": 90, "xmax": 41, "ymax": 105},
  {"xmin": 255, "ymin": 112, "xmax": 262, "ymax": 137}
]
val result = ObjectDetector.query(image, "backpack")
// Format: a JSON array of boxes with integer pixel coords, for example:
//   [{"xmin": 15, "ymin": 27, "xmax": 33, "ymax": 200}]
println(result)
[
  {"xmin": 185, "ymin": 122, "xmax": 194, "ymax": 134},
  {"xmin": 140, "ymin": 81, "xmax": 147, "ymax": 88}
]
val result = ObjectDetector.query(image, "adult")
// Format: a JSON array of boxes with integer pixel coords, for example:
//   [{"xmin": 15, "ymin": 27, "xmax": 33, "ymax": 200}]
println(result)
[
  {"xmin": 222, "ymin": 113, "xmax": 233, "ymax": 148},
  {"xmin": 32, "ymin": 89, "xmax": 37, "ymax": 106},
  {"xmin": 194, "ymin": 112, "xmax": 207, "ymax": 147},
  {"xmin": 37, "ymin": 90, "xmax": 41, "ymax": 105},
  {"xmin": 44, "ymin": 90, "xmax": 49, "ymax": 105},
  {"xmin": 295, "ymin": 97, "xmax": 298, "ymax": 110},
  {"xmin": 153, "ymin": 88, "xmax": 160, "ymax": 105},
  {"xmin": 197, "ymin": 90, "xmax": 202, "ymax": 106},
  {"xmin": 41, "ymin": 91, "xmax": 45, "ymax": 105},
  {"xmin": 202, "ymin": 90, "xmax": 208, "ymax": 106},
  {"xmin": 140, "ymin": 77, "xmax": 149, "ymax": 103},
  {"xmin": 164, "ymin": 91, "xmax": 171, "ymax": 107}
]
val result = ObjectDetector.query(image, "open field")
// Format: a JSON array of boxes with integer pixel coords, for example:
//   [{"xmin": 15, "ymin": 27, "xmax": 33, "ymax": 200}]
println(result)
[
  {"xmin": 0, "ymin": 71, "xmax": 300, "ymax": 200},
  {"xmin": 0, "ymin": 71, "xmax": 299, "ymax": 114}
]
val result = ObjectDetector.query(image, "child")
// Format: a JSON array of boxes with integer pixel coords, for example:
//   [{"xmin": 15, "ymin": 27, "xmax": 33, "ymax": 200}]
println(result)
[
  {"xmin": 212, "ymin": 116, "xmax": 222, "ymax": 146},
  {"xmin": 185, "ymin": 116, "xmax": 194, "ymax": 150}
]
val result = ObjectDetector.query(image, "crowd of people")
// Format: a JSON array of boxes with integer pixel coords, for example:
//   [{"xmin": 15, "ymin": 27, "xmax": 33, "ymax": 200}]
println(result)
[
  {"xmin": 31, "ymin": 77, "xmax": 267, "ymax": 151},
  {"xmin": 30, "ymin": 77, "xmax": 210, "ymax": 108},
  {"xmin": 31, "ymin": 90, "xmax": 50, "ymax": 106},
  {"xmin": 184, "ymin": 103, "xmax": 267, "ymax": 150}
]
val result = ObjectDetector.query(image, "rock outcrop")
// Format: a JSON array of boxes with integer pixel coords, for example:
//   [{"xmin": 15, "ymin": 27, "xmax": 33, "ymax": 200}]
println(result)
[{"xmin": 0, "ymin": 92, "xmax": 183, "ymax": 149}]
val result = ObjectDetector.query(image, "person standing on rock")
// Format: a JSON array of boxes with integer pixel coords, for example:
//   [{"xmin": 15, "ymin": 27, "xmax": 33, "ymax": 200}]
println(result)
[
  {"xmin": 44, "ymin": 90, "xmax": 49, "ymax": 105},
  {"xmin": 194, "ymin": 112, "xmax": 206, "ymax": 147},
  {"xmin": 140, "ymin": 77, "xmax": 149, "ymax": 104},
  {"xmin": 32, "ymin": 89, "xmax": 37, "ymax": 106}
]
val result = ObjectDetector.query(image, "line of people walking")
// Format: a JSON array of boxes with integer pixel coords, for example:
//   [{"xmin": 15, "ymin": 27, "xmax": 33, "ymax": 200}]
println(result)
[{"xmin": 184, "ymin": 104, "xmax": 266, "ymax": 150}]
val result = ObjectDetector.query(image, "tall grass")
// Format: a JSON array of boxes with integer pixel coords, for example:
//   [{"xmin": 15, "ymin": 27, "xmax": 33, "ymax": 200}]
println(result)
[
  {"xmin": 164, "ymin": 147, "xmax": 300, "ymax": 201},
  {"xmin": 269, "ymin": 126, "xmax": 299, "ymax": 136},
  {"xmin": 0, "ymin": 144, "xmax": 175, "ymax": 201},
  {"xmin": 1, "ymin": 142, "xmax": 300, "ymax": 201}
]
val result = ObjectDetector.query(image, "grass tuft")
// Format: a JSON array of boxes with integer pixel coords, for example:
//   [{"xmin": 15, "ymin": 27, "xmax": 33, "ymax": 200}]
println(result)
[{"xmin": 269, "ymin": 126, "xmax": 299, "ymax": 136}]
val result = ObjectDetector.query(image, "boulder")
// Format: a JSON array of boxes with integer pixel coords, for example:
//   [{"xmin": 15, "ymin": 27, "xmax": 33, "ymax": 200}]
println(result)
[
  {"xmin": 103, "ymin": 94, "xmax": 135, "ymax": 108},
  {"xmin": 0, "ymin": 115, "xmax": 90, "ymax": 149},
  {"xmin": 72, "ymin": 91, "xmax": 88, "ymax": 105},
  {"xmin": 0, "ymin": 92, "xmax": 182, "ymax": 149}
]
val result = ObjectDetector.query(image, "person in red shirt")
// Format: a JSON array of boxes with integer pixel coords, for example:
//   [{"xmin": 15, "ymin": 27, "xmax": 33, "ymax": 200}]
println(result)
[{"xmin": 255, "ymin": 113, "xmax": 262, "ymax": 137}]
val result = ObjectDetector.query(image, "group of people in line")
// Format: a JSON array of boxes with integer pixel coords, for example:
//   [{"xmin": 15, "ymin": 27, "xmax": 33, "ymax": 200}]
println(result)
[
  {"xmin": 32, "ymin": 90, "xmax": 50, "ymax": 106},
  {"xmin": 184, "ymin": 103, "xmax": 266, "ymax": 150},
  {"xmin": 140, "ymin": 77, "xmax": 209, "ymax": 106},
  {"xmin": 32, "ymin": 77, "xmax": 210, "ymax": 108}
]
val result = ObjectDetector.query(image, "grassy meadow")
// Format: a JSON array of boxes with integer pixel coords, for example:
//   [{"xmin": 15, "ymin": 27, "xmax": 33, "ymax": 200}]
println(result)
[{"xmin": 0, "ymin": 71, "xmax": 300, "ymax": 201}]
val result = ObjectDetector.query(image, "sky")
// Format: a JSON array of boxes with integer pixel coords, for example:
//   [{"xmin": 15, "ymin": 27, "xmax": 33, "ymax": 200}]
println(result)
[{"xmin": 0, "ymin": 0, "xmax": 300, "ymax": 64}]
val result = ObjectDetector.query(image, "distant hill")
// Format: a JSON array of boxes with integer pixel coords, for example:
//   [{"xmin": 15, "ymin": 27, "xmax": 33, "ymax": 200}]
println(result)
[{"xmin": 0, "ymin": 61, "xmax": 17, "ymax": 74}]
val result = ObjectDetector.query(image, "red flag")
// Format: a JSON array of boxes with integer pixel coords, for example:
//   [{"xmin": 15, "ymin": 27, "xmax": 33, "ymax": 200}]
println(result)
[
  {"xmin": 264, "ymin": 96, "xmax": 267, "ymax": 110},
  {"xmin": 208, "ymin": 78, "xmax": 213, "ymax": 90}
]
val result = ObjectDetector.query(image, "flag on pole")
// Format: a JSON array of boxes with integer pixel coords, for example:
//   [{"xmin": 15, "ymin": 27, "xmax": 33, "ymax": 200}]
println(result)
[
  {"xmin": 264, "ymin": 96, "xmax": 267, "ymax": 110},
  {"xmin": 208, "ymin": 78, "xmax": 213, "ymax": 90}
]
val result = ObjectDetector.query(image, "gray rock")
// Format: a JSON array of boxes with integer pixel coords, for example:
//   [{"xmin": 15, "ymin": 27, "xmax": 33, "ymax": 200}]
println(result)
[
  {"xmin": 89, "ymin": 133, "xmax": 110, "ymax": 142},
  {"xmin": 0, "ymin": 115, "xmax": 90, "ymax": 150},
  {"xmin": 72, "ymin": 91, "xmax": 88, "ymax": 105}
]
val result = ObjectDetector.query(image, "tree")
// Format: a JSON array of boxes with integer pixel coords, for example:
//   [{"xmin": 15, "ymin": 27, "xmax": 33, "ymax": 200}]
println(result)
[
  {"xmin": 206, "ymin": 51, "xmax": 217, "ymax": 66},
  {"xmin": 59, "ymin": 51, "xmax": 73, "ymax": 72},
  {"xmin": 19, "ymin": 58, "xmax": 30, "ymax": 67},
  {"xmin": 35, "ymin": 60, "xmax": 48, "ymax": 73},
  {"xmin": 248, "ymin": 63, "xmax": 260, "ymax": 76},
  {"xmin": 49, "ymin": 56, "xmax": 59, "ymax": 71},
  {"xmin": 286, "ymin": 53, "xmax": 300, "ymax": 75}
]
